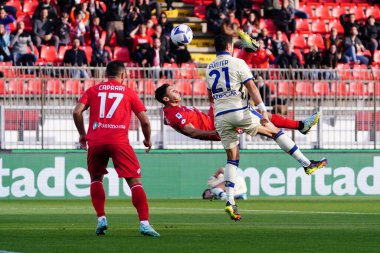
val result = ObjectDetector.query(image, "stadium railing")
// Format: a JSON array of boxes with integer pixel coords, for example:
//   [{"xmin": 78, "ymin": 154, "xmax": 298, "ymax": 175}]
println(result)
[{"xmin": 0, "ymin": 65, "xmax": 378, "ymax": 150}]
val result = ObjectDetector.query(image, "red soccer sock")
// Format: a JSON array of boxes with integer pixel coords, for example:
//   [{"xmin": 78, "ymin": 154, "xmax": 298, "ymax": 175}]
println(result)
[
  {"xmin": 130, "ymin": 183, "xmax": 149, "ymax": 221},
  {"xmin": 271, "ymin": 114, "xmax": 300, "ymax": 130},
  {"xmin": 90, "ymin": 181, "xmax": 106, "ymax": 217}
]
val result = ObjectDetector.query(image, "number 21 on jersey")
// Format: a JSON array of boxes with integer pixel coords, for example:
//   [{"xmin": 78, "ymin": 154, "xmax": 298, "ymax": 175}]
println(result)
[
  {"xmin": 98, "ymin": 92, "xmax": 123, "ymax": 118},
  {"xmin": 209, "ymin": 67, "xmax": 230, "ymax": 94}
]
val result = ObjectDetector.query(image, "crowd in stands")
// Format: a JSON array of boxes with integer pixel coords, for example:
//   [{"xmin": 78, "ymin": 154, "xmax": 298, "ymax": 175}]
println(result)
[
  {"xmin": 0, "ymin": 0, "xmax": 192, "ymax": 71},
  {"xmin": 206, "ymin": 0, "xmax": 380, "ymax": 72}
]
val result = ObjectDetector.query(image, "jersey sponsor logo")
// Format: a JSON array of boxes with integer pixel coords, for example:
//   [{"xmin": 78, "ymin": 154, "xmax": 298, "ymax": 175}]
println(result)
[
  {"xmin": 93, "ymin": 122, "xmax": 99, "ymax": 130},
  {"xmin": 137, "ymin": 168, "xmax": 141, "ymax": 174},
  {"xmin": 181, "ymin": 119, "xmax": 186, "ymax": 124},
  {"xmin": 97, "ymin": 122, "xmax": 126, "ymax": 129},
  {"xmin": 176, "ymin": 113, "xmax": 183, "ymax": 119},
  {"xmin": 212, "ymin": 90, "xmax": 239, "ymax": 99}
]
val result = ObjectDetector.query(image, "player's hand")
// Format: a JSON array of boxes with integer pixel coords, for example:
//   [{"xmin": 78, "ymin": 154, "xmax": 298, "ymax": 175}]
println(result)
[
  {"xmin": 260, "ymin": 111, "xmax": 270, "ymax": 126},
  {"xmin": 79, "ymin": 134, "xmax": 87, "ymax": 150},
  {"xmin": 143, "ymin": 139, "xmax": 152, "ymax": 153}
]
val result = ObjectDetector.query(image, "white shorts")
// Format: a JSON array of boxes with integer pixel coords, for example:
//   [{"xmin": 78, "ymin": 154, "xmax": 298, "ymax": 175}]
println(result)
[{"xmin": 214, "ymin": 107, "xmax": 261, "ymax": 149}]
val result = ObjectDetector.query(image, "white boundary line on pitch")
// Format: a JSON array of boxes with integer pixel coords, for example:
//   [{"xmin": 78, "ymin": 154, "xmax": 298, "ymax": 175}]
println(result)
[{"xmin": 0, "ymin": 250, "xmax": 21, "ymax": 253}]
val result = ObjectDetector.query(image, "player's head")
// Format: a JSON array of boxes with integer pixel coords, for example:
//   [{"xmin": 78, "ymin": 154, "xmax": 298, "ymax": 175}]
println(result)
[
  {"xmin": 106, "ymin": 60, "xmax": 126, "ymax": 81},
  {"xmin": 214, "ymin": 35, "xmax": 233, "ymax": 54},
  {"xmin": 155, "ymin": 84, "xmax": 181, "ymax": 105}
]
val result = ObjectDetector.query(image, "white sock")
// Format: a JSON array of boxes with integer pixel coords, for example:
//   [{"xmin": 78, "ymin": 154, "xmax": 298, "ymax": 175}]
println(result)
[
  {"xmin": 274, "ymin": 131, "xmax": 310, "ymax": 167},
  {"xmin": 98, "ymin": 216, "xmax": 106, "ymax": 222},
  {"xmin": 224, "ymin": 161, "xmax": 238, "ymax": 206},
  {"xmin": 140, "ymin": 220, "xmax": 150, "ymax": 226},
  {"xmin": 211, "ymin": 187, "xmax": 226, "ymax": 199}
]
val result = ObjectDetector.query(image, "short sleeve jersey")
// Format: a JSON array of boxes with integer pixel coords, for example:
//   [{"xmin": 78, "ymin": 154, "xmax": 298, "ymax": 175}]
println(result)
[
  {"xmin": 206, "ymin": 52, "xmax": 253, "ymax": 117},
  {"xmin": 163, "ymin": 105, "xmax": 220, "ymax": 141},
  {"xmin": 79, "ymin": 80, "xmax": 146, "ymax": 146}
]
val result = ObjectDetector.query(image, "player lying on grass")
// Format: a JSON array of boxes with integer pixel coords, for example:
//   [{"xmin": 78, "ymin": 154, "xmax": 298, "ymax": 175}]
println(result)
[{"xmin": 154, "ymin": 83, "xmax": 320, "ymax": 142}]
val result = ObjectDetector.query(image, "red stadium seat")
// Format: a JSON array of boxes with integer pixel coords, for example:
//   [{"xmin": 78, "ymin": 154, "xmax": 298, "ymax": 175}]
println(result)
[
  {"xmin": 175, "ymin": 80, "xmax": 192, "ymax": 95},
  {"xmin": 313, "ymin": 81, "xmax": 330, "ymax": 96},
  {"xmin": 352, "ymin": 64, "xmax": 370, "ymax": 80},
  {"xmin": 336, "ymin": 63, "xmax": 351, "ymax": 80},
  {"xmin": 367, "ymin": 82, "xmax": 380, "ymax": 96},
  {"xmin": 295, "ymin": 19, "xmax": 310, "ymax": 33},
  {"xmin": 26, "ymin": 79, "xmax": 42, "ymax": 95},
  {"xmin": 162, "ymin": 62, "xmax": 179, "ymax": 78},
  {"xmin": 293, "ymin": 49, "xmax": 305, "ymax": 65},
  {"xmin": 0, "ymin": 80, "xmax": 5, "ymax": 94},
  {"xmin": 64, "ymin": 80, "xmax": 82, "ymax": 94},
  {"xmin": 290, "ymin": 34, "xmax": 307, "ymax": 49},
  {"xmin": 296, "ymin": 81, "xmax": 314, "ymax": 96},
  {"xmin": 277, "ymin": 82, "xmax": 294, "ymax": 96},
  {"xmin": 370, "ymin": 65, "xmax": 380, "ymax": 80},
  {"xmin": 373, "ymin": 50, "xmax": 380, "ymax": 65},
  {"xmin": 39, "ymin": 46, "xmax": 58, "ymax": 63},
  {"xmin": 192, "ymin": 79, "xmax": 208, "ymax": 96},
  {"xmin": 194, "ymin": 5, "xmax": 206, "ymax": 19},
  {"xmin": 331, "ymin": 5, "xmax": 346, "ymax": 19},
  {"xmin": 79, "ymin": 46, "xmax": 93, "ymax": 63},
  {"xmin": 113, "ymin": 46, "xmax": 130, "ymax": 62},
  {"xmin": 349, "ymin": 6, "xmax": 365, "ymax": 20},
  {"xmin": 328, "ymin": 19, "xmax": 344, "ymax": 34},
  {"xmin": 157, "ymin": 79, "xmax": 174, "ymax": 87},
  {"xmin": 8, "ymin": 80, "xmax": 24, "ymax": 94},
  {"xmin": 7, "ymin": 0, "xmax": 22, "ymax": 14},
  {"xmin": 311, "ymin": 19, "xmax": 327, "ymax": 34},
  {"xmin": 83, "ymin": 80, "xmax": 96, "ymax": 92},
  {"xmin": 315, "ymin": 5, "xmax": 331, "ymax": 19},
  {"xmin": 272, "ymin": 32, "xmax": 288, "ymax": 42},
  {"xmin": 125, "ymin": 80, "xmax": 138, "ymax": 91},
  {"xmin": 58, "ymin": 45, "xmax": 70, "ymax": 60},
  {"xmin": 0, "ymin": 62, "xmax": 14, "ymax": 77},
  {"xmin": 138, "ymin": 80, "xmax": 156, "ymax": 95},
  {"xmin": 180, "ymin": 62, "xmax": 197, "ymax": 79},
  {"xmin": 348, "ymin": 82, "xmax": 365, "ymax": 96},
  {"xmin": 98, "ymin": 1, "xmax": 106, "ymax": 12},
  {"xmin": 330, "ymin": 81, "xmax": 347, "ymax": 96},
  {"xmin": 259, "ymin": 19, "xmax": 276, "ymax": 33},
  {"xmin": 335, "ymin": 0, "xmax": 351, "ymax": 3},
  {"xmin": 125, "ymin": 62, "xmax": 143, "ymax": 79},
  {"xmin": 45, "ymin": 79, "xmax": 62, "ymax": 94},
  {"xmin": 298, "ymin": 4, "xmax": 314, "ymax": 19},
  {"xmin": 308, "ymin": 34, "xmax": 325, "ymax": 49},
  {"xmin": 22, "ymin": 0, "xmax": 39, "ymax": 14},
  {"xmin": 366, "ymin": 6, "xmax": 380, "ymax": 20}
]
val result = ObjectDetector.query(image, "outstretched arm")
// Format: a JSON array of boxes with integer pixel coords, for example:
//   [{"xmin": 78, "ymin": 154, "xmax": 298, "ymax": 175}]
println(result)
[{"xmin": 182, "ymin": 123, "xmax": 219, "ymax": 140}]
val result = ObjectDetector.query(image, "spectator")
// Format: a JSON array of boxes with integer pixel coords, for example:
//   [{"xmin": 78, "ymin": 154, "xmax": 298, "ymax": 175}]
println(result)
[
  {"xmin": 206, "ymin": 0, "xmax": 226, "ymax": 34},
  {"xmin": 0, "ymin": 23, "xmax": 10, "ymax": 61},
  {"xmin": 104, "ymin": 0, "xmax": 126, "ymax": 46},
  {"xmin": 361, "ymin": 16, "xmax": 379, "ymax": 57},
  {"xmin": 32, "ymin": 8, "xmax": 60, "ymax": 51},
  {"xmin": 305, "ymin": 44, "xmax": 322, "ymax": 68},
  {"xmin": 72, "ymin": 11, "xmax": 86, "ymax": 45},
  {"xmin": 236, "ymin": 0, "xmax": 252, "ymax": 25},
  {"xmin": 256, "ymin": 75, "xmax": 287, "ymax": 114},
  {"xmin": 0, "ymin": 5, "xmax": 15, "ymax": 31},
  {"xmin": 166, "ymin": 0, "xmax": 174, "ymax": 11},
  {"xmin": 273, "ymin": 0, "xmax": 295, "ymax": 39},
  {"xmin": 222, "ymin": 0, "xmax": 236, "ymax": 13},
  {"xmin": 340, "ymin": 13, "xmax": 360, "ymax": 37},
  {"xmin": 124, "ymin": 7, "xmax": 144, "ymax": 52},
  {"xmin": 32, "ymin": 0, "xmax": 58, "ymax": 22},
  {"xmin": 56, "ymin": 12, "xmax": 72, "ymax": 46},
  {"xmin": 170, "ymin": 44, "xmax": 191, "ymax": 65},
  {"xmin": 87, "ymin": 0, "xmax": 104, "ymax": 21},
  {"xmin": 146, "ymin": 19, "xmax": 155, "ymax": 37},
  {"xmin": 321, "ymin": 44, "xmax": 339, "ymax": 80},
  {"xmin": 10, "ymin": 21, "xmax": 37, "ymax": 66},
  {"xmin": 133, "ymin": 42, "xmax": 150, "ymax": 66},
  {"xmin": 152, "ymin": 24, "xmax": 170, "ymax": 53},
  {"xmin": 325, "ymin": 28, "xmax": 342, "ymax": 54},
  {"xmin": 272, "ymin": 30, "xmax": 286, "ymax": 58},
  {"xmin": 158, "ymin": 12, "xmax": 173, "ymax": 37},
  {"xmin": 265, "ymin": 0, "xmax": 307, "ymax": 19},
  {"xmin": 221, "ymin": 10, "xmax": 239, "ymax": 37},
  {"xmin": 135, "ymin": 0, "xmax": 152, "ymax": 21},
  {"xmin": 62, "ymin": 37, "xmax": 89, "ymax": 78},
  {"xmin": 277, "ymin": 42, "xmax": 301, "ymax": 68},
  {"xmin": 247, "ymin": 39, "xmax": 274, "ymax": 68},
  {"xmin": 130, "ymin": 23, "xmax": 153, "ymax": 52},
  {"xmin": 90, "ymin": 16, "xmax": 103, "ymax": 49},
  {"xmin": 56, "ymin": 0, "xmax": 76, "ymax": 13},
  {"xmin": 342, "ymin": 26, "xmax": 369, "ymax": 65},
  {"xmin": 146, "ymin": 38, "xmax": 174, "ymax": 78},
  {"xmin": 242, "ymin": 11, "xmax": 260, "ymax": 38},
  {"xmin": 90, "ymin": 39, "xmax": 111, "ymax": 67},
  {"xmin": 2, "ymin": 3, "xmax": 17, "ymax": 19},
  {"xmin": 257, "ymin": 27, "xmax": 272, "ymax": 49}
]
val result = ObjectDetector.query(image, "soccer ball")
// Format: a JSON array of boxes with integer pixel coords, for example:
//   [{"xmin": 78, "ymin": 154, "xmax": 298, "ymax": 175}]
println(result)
[{"xmin": 170, "ymin": 24, "xmax": 193, "ymax": 46}]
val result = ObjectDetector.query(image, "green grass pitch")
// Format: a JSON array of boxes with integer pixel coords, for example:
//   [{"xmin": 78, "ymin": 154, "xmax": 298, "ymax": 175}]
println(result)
[{"xmin": 0, "ymin": 197, "xmax": 379, "ymax": 253}]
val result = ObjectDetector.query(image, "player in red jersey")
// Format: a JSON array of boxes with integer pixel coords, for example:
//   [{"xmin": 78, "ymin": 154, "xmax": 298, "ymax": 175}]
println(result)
[
  {"xmin": 73, "ymin": 61, "xmax": 159, "ymax": 237},
  {"xmin": 155, "ymin": 83, "xmax": 320, "ymax": 141}
]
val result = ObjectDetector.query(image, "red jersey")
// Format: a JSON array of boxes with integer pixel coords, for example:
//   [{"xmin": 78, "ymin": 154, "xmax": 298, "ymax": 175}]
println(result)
[
  {"xmin": 79, "ymin": 80, "xmax": 146, "ymax": 146},
  {"xmin": 248, "ymin": 49, "xmax": 275, "ymax": 68},
  {"xmin": 163, "ymin": 105, "xmax": 220, "ymax": 141}
]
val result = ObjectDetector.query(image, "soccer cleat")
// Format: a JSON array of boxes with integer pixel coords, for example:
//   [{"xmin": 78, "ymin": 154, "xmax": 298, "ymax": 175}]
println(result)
[
  {"xmin": 304, "ymin": 158, "xmax": 328, "ymax": 175},
  {"xmin": 225, "ymin": 205, "xmax": 241, "ymax": 221},
  {"xmin": 96, "ymin": 217, "xmax": 108, "ymax": 236},
  {"xmin": 300, "ymin": 112, "xmax": 320, "ymax": 135},
  {"xmin": 237, "ymin": 29, "xmax": 259, "ymax": 52},
  {"xmin": 140, "ymin": 223, "xmax": 160, "ymax": 237}
]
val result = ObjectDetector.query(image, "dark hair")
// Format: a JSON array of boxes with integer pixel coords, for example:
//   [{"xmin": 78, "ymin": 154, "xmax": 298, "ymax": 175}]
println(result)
[
  {"xmin": 106, "ymin": 60, "xmax": 125, "ymax": 78},
  {"xmin": 214, "ymin": 35, "xmax": 232, "ymax": 52},
  {"xmin": 202, "ymin": 189, "xmax": 214, "ymax": 200},
  {"xmin": 155, "ymin": 83, "xmax": 170, "ymax": 104}
]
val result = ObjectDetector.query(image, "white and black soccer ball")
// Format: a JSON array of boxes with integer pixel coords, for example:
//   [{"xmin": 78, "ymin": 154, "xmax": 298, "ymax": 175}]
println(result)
[{"xmin": 170, "ymin": 24, "xmax": 193, "ymax": 46}]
